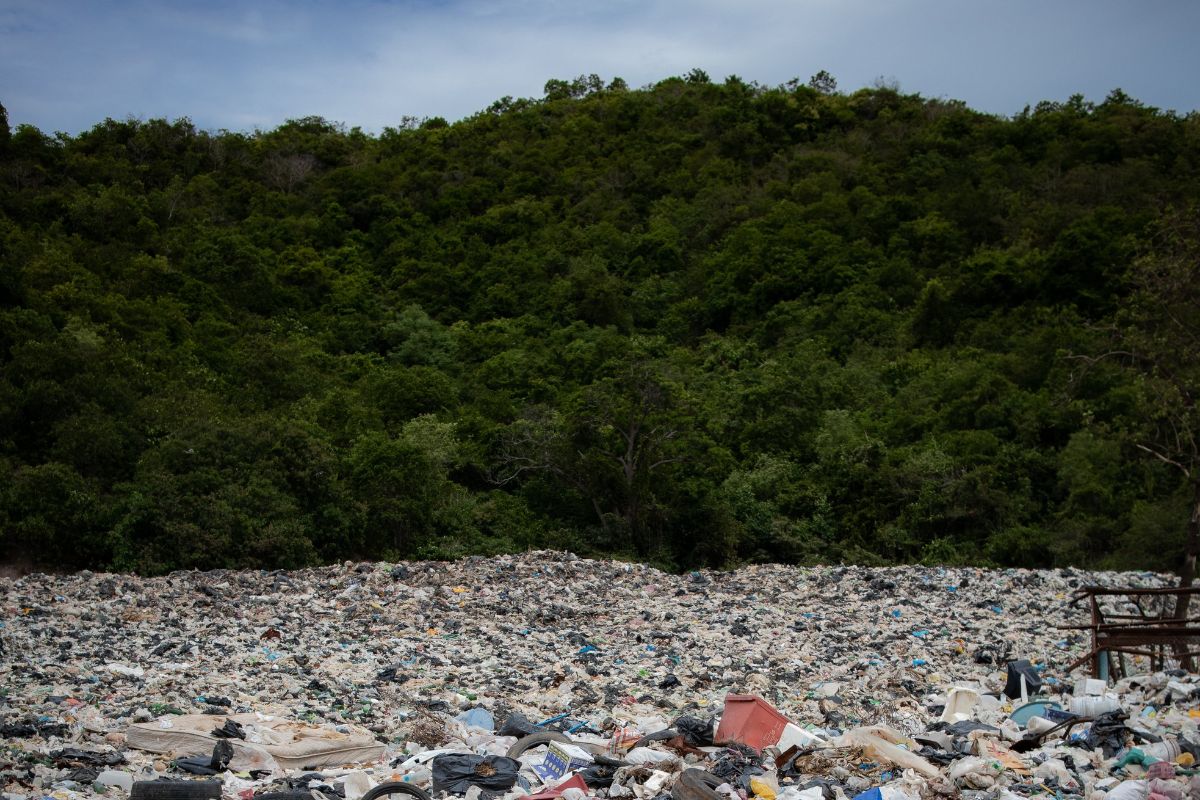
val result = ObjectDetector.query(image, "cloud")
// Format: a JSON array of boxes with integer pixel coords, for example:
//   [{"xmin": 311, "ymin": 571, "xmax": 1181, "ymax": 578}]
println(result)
[{"xmin": 2, "ymin": 0, "xmax": 1198, "ymax": 134}]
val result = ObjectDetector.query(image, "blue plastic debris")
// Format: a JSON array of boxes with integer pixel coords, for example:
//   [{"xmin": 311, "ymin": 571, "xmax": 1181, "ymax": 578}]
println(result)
[{"xmin": 456, "ymin": 706, "xmax": 495, "ymax": 731}]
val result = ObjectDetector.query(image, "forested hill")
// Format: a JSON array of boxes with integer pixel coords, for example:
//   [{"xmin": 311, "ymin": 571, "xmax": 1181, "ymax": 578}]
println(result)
[{"xmin": 2, "ymin": 73, "xmax": 1199, "ymax": 575}]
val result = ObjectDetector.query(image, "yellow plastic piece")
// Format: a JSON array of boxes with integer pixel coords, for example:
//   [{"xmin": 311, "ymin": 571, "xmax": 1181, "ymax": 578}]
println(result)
[{"xmin": 750, "ymin": 777, "xmax": 777, "ymax": 800}]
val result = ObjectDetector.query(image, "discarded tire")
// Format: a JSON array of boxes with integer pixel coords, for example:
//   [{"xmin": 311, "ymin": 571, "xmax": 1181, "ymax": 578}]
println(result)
[
  {"xmin": 129, "ymin": 781, "xmax": 222, "ymax": 800},
  {"xmin": 505, "ymin": 730, "xmax": 572, "ymax": 758},
  {"xmin": 672, "ymin": 769, "xmax": 724, "ymax": 800},
  {"xmin": 362, "ymin": 782, "xmax": 435, "ymax": 800}
]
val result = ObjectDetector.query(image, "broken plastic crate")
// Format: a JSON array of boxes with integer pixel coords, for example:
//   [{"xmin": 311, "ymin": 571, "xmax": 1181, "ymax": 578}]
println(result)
[{"xmin": 714, "ymin": 694, "xmax": 790, "ymax": 751}]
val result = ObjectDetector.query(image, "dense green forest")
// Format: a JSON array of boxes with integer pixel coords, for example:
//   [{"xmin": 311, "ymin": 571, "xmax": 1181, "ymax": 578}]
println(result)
[{"xmin": 2, "ymin": 72, "xmax": 1199, "ymax": 575}]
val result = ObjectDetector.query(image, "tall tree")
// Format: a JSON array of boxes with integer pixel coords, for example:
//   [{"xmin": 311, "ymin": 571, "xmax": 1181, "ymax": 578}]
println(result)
[{"xmin": 1075, "ymin": 208, "xmax": 1200, "ymax": 613}]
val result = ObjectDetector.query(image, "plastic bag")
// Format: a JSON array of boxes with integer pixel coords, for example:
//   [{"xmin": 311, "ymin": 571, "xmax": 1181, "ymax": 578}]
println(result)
[
  {"xmin": 1003, "ymin": 660, "xmax": 1043, "ymax": 699},
  {"xmin": 431, "ymin": 754, "xmax": 521, "ymax": 795},
  {"xmin": 673, "ymin": 715, "xmax": 716, "ymax": 747},
  {"xmin": 173, "ymin": 739, "xmax": 234, "ymax": 776},
  {"xmin": 1085, "ymin": 710, "xmax": 1131, "ymax": 757},
  {"xmin": 498, "ymin": 713, "xmax": 544, "ymax": 738},
  {"xmin": 456, "ymin": 707, "xmax": 496, "ymax": 732}
]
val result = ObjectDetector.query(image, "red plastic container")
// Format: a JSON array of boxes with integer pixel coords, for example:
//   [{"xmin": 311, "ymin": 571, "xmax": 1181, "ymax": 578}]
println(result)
[
  {"xmin": 714, "ymin": 694, "xmax": 790, "ymax": 751},
  {"xmin": 526, "ymin": 774, "xmax": 589, "ymax": 800}
]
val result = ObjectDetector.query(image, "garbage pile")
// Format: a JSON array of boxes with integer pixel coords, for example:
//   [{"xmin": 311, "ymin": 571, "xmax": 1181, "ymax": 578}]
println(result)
[{"xmin": 1, "ymin": 552, "xmax": 1197, "ymax": 800}]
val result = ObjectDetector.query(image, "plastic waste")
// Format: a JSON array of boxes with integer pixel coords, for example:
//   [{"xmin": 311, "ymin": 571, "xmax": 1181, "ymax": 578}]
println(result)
[
  {"xmin": 940, "ymin": 687, "xmax": 981, "ymax": 724},
  {"xmin": 1086, "ymin": 711, "xmax": 1133, "ymax": 756},
  {"xmin": 497, "ymin": 712, "xmax": 544, "ymax": 738},
  {"xmin": 173, "ymin": 739, "xmax": 234, "ymax": 775},
  {"xmin": 673, "ymin": 714, "xmax": 716, "ymax": 746},
  {"xmin": 838, "ymin": 727, "xmax": 940, "ymax": 778},
  {"xmin": 1142, "ymin": 739, "xmax": 1183, "ymax": 762},
  {"xmin": 431, "ymin": 754, "xmax": 520, "ymax": 795},
  {"xmin": 751, "ymin": 776, "xmax": 777, "ymax": 800},
  {"xmin": 850, "ymin": 788, "xmax": 917, "ymax": 800},
  {"xmin": 96, "ymin": 770, "xmax": 135, "ymax": 792},
  {"xmin": 779, "ymin": 788, "xmax": 825, "ymax": 800},
  {"xmin": 455, "ymin": 707, "xmax": 495, "ymax": 732},
  {"xmin": 400, "ymin": 766, "xmax": 433, "ymax": 786},
  {"xmin": 1011, "ymin": 699, "xmax": 1061, "ymax": 727},
  {"xmin": 776, "ymin": 722, "xmax": 825, "ymax": 750},
  {"xmin": 715, "ymin": 694, "xmax": 789, "ymax": 750},
  {"xmin": 1105, "ymin": 780, "xmax": 1150, "ymax": 800},
  {"xmin": 1070, "ymin": 694, "xmax": 1122, "ymax": 716},
  {"xmin": 1033, "ymin": 758, "xmax": 1076, "ymax": 789},
  {"xmin": 1003, "ymin": 660, "xmax": 1043, "ymax": 700},
  {"xmin": 624, "ymin": 746, "xmax": 678, "ymax": 765},
  {"xmin": 526, "ymin": 774, "xmax": 589, "ymax": 800},
  {"xmin": 1075, "ymin": 677, "xmax": 1108, "ymax": 696},
  {"xmin": 344, "ymin": 770, "xmax": 378, "ymax": 800},
  {"xmin": 1116, "ymin": 748, "xmax": 1159, "ymax": 769},
  {"xmin": 949, "ymin": 756, "xmax": 1004, "ymax": 789}
]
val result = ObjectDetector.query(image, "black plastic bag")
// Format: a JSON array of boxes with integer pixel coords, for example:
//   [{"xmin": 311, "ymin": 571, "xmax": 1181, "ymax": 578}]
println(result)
[
  {"xmin": 711, "ymin": 746, "xmax": 763, "ymax": 792},
  {"xmin": 672, "ymin": 715, "xmax": 715, "ymax": 747},
  {"xmin": 973, "ymin": 644, "xmax": 1011, "ymax": 666},
  {"xmin": 1003, "ymin": 660, "xmax": 1043, "ymax": 699},
  {"xmin": 497, "ymin": 712, "xmax": 544, "ymax": 738},
  {"xmin": 173, "ymin": 739, "xmax": 234, "ymax": 776},
  {"xmin": 431, "ymin": 754, "xmax": 520, "ymax": 795},
  {"xmin": 51, "ymin": 747, "xmax": 126, "ymax": 766},
  {"xmin": 578, "ymin": 764, "xmax": 619, "ymax": 788},
  {"xmin": 1084, "ymin": 710, "xmax": 1130, "ymax": 757},
  {"xmin": 211, "ymin": 719, "xmax": 245, "ymax": 739}
]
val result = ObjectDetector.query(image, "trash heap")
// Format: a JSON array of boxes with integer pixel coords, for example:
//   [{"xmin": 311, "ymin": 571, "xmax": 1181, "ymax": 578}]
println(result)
[{"xmin": 1, "ymin": 552, "xmax": 1198, "ymax": 800}]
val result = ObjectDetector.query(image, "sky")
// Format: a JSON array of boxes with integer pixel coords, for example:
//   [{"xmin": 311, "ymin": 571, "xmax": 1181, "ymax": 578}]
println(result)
[{"xmin": 2, "ymin": 0, "xmax": 1198, "ymax": 136}]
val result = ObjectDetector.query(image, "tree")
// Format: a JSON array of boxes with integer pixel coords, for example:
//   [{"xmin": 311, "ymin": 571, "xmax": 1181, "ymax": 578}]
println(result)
[
  {"xmin": 808, "ymin": 70, "xmax": 837, "ymax": 94},
  {"xmin": 1073, "ymin": 208, "xmax": 1200, "ymax": 616},
  {"xmin": 491, "ymin": 361, "xmax": 688, "ymax": 555},
  {"xmin": 0, "ymin": 101, "xmax": 10, "ymax": 150}
]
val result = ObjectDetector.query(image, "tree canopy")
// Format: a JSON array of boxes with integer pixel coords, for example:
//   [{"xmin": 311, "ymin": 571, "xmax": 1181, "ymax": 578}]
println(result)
[{"xmin": 2, "ymin": 75, "xmax": 1199, "ymax": 574}]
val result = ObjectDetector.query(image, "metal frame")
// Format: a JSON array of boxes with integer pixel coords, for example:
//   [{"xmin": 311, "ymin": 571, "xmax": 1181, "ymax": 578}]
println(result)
[{"xmin": 1064, "ymin": 586, "xmax": 1200, "ymax": 678}]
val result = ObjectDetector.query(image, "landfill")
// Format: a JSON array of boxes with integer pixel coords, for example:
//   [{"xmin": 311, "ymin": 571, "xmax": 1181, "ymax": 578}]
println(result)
[{"xmin": 2, "ymin": 551, "xmax": 1199, "ymax": 800}]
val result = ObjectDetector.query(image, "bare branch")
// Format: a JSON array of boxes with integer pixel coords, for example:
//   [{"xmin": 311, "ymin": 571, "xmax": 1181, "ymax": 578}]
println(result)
[{"xmin": 1136, "ymin": 443, "xmax": 1193, "ymax": 478}]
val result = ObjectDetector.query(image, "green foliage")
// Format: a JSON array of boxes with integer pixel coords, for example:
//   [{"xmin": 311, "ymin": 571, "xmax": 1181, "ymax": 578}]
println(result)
[{"xmin": 1, "ymin": 76, "xmax": 1198, "ymax": 573}]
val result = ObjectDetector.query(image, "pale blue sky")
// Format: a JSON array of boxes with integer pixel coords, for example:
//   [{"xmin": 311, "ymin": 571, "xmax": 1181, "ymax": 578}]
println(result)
[{"xmin": 2, "ymin": 0, "xmax": 1197, "ymax": 135}]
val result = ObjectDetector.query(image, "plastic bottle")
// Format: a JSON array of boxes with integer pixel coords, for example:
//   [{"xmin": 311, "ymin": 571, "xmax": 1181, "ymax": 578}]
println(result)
[
  {"xmin": 401, "ymin": 766, "xmax": 433, "ymax": 786},
  {"xmin": 1069, "ymin": 695, "xmax": 1122, "ymax": 716}
]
